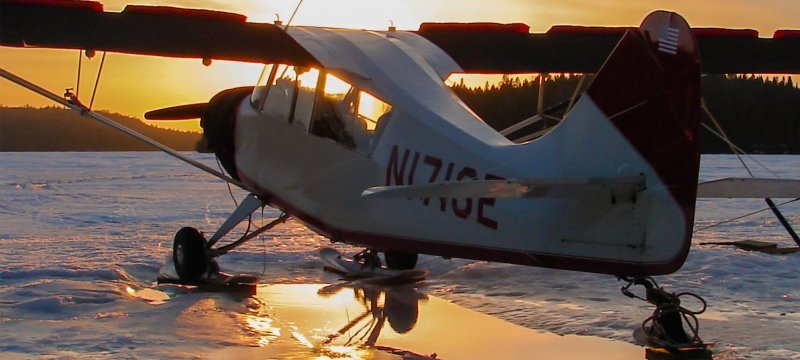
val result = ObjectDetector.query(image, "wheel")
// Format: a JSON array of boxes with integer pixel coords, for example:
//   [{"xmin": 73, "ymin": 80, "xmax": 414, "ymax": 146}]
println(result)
[
  {"xmin": 384, "ymin": 251, "xmax": 418, "ymax": 270},
  {"xmin": 173, "ymin": 227, "xmax": 209, "ymax": 281}
]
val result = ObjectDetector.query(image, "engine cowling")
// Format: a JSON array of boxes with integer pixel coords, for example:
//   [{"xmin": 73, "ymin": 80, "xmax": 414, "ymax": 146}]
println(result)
[{"xmin": 198, "ymin": 86, "xmax": 254, "ymax": 181}]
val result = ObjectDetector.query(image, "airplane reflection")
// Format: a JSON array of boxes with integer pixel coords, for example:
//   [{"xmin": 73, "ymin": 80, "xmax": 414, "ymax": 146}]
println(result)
[
  {"xmin": 317, "ymin": 282, "xmax": 428, "ymax": 347},
  {"xmin": 238, "ymin": 283, "xmax": 641, "ymax": 359},
  {"xmin": 241, "ymin": 283, "xmax": 432, "ymax": 359}
]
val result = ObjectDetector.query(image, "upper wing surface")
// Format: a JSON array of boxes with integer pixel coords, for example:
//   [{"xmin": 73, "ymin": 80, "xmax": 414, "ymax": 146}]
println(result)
[
  {"xmin": 0, "ymin": 0, "xmax": 319, "ymax": 66},
  {"xmin": 2, "ymin": 1, "xmax": 797, "ymax": 75},
  {"xmin": 417, "ymin": 23, "xmax": 800, "ymax": 74}
]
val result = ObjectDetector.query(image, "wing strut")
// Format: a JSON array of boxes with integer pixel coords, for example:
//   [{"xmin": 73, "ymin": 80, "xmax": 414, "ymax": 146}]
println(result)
[
  {"xmin": 0, "ymin": 67, "xmax": 245, "ymax": 189},
  {"xmin": 766, "ymin": 198, "xmax": 800, "ymax": 247},
  {"xmin": 700, "ymin": 99, "xmax": 799, "ymax": 246}
]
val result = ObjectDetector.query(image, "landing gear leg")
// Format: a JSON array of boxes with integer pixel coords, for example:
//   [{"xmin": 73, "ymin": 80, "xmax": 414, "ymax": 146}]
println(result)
[
  {"xmin": 170, "ymin": 194, "xmax": 289, "ymax": 282},
  {"xmin": 353, "ymin": 249, "xmax": 383, "ymax": 270}
]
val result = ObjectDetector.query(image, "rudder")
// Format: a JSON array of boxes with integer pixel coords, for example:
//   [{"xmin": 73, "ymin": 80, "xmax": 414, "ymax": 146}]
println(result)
[{"xmin": 585, "ymin": 11, "xmax": 702, "ymax": 270}]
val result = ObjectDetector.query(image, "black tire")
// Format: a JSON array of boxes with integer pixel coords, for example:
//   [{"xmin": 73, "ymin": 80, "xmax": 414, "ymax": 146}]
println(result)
[
  {"xmin": 384, "ymin": 251, "xmax": 418, "ymax": 270},
  {"xmin": 173, "ymin": 227, "xmax": 209, "ymax": 281}
]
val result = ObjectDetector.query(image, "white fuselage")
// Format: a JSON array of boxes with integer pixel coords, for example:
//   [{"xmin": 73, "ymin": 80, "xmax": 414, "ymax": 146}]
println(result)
[{"xmin": 233, "ymin": 27, "xmax": 688, "ymax": 275}]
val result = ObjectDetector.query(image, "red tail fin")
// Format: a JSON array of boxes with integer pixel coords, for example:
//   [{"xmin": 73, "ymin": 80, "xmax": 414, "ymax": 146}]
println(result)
[{"xmin": 586, "ymin": 10, "xmax": 701, "ymax": 248}]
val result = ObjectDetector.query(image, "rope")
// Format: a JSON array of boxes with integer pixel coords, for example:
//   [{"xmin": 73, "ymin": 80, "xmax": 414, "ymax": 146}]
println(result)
[
  {"xmin": 702, "ymin": 100, "xmax": 782, "ymax": 178},
  {"xmin": 621, "ymin": 277, "xmax": 708, "ymax": 350},
  {"xmin": 700, "ymin": 99, "xmax": 798, "ymax": 243},
  {"xmin": 260, "ymin": 207, "xmax": 270, "ymax": 277},
  {"xmin": 217, "ymin": 156, "xmax": 240, "ymax": 208},
  {"xmin": 702, "ymin": 99, "xmax": 749, "ymax": 170},
  {"xmin": 700, "ymin": 123, "xmax": 780, "ymax": 178},
  {"xmin": 694, "ymin": 198, "xmax": 800, "ymax": 233}
]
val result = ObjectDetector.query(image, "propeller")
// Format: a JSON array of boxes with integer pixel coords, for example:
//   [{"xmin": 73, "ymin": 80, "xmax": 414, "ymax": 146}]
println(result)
[
  {"xmin": 144, "ymin": 102, "xmax": 208, "ymax": 120},
  {"xmin": 143, "ymin": 86, "xmax": 255, "ymax": 181}
]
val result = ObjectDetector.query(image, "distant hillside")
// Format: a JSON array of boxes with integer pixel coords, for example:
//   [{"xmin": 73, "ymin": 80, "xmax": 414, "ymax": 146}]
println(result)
[
  {"xmin": 452, "ymin": 74, "xmax": 800, "ymax": 154},
  {"xmin": 0, "ymin": 107, "xmax": 201, "ymax": 151},
  {"xmin": 3, "ymin": 75, "xmax": 798, "ymax": 153}
]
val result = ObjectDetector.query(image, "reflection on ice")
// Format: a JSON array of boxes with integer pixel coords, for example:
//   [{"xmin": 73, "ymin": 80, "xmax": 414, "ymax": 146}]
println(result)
[
  {"xmin": 244, "ymin": 315, "xmax": 280, "ymax": 347},
  {"xmin": 1, "ymin": 153, "xmax": 798, "ymax": 358},
  {"xmin": 236, "ymin": 283, "xmax": 639, "ymax": 359},
  {"xmin": 316, "ymin": 283, "xmax": 427, "ymax": 347}
]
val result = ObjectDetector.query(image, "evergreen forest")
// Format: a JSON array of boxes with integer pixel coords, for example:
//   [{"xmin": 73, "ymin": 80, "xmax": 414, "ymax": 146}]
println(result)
[
  {"xmin": 0, "ymin": 106, "xmax": 200, "ymax": 151},
  {"xmin": 1, "ymin": 75, "xmax": 797, "ymax": 153},
  {"xmin": 451, "ymin": 74, "xmax": 799, "ymax": 154}
]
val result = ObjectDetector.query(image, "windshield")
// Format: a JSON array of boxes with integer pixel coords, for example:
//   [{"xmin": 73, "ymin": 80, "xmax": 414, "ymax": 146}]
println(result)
[{"xmin": 251, "ymin": 65, "xmax": 394, "ymax": 155}]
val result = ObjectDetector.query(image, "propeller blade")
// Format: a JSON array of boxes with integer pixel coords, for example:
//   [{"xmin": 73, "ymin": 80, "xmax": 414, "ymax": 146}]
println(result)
[{"xmin": 144, "ymin": 103, "xmax": 208, "ymax": 120}]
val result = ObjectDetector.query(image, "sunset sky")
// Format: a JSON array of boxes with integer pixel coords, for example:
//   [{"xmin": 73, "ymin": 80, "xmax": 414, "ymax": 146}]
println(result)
[{"xmin": 1, "ymin": 0, "xmax": 798, "ymax": 131}]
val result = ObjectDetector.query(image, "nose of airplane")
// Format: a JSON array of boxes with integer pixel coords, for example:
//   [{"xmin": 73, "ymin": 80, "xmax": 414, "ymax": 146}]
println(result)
[{"xmin": 144, "ymin": 86, "xmax": 255, "ymax": 181}]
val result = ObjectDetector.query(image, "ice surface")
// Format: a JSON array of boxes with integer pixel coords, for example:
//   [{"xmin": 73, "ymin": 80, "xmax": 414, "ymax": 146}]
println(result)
[{"xmin": 1, "ymin": 152, "xmax": 798, "ymax": 358}]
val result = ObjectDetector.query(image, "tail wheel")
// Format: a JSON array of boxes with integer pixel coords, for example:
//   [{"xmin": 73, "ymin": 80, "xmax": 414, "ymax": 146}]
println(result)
[
  {"xmin": 384, "ymin": 251, "xmax": 418, "ymax": 270},
  {"xmin": 173, "ymin": 227, "xmax": 210, "ymax": 281}
]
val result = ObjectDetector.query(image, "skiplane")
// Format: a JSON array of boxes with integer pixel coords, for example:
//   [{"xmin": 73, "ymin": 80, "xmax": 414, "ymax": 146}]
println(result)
[
  {"xmin": 2, "ymin": 0, "xmax": 799, "ymax": 279},
  {"xmin": 2, "ymin": 2, "xmax": 800, "ymax": 350}
]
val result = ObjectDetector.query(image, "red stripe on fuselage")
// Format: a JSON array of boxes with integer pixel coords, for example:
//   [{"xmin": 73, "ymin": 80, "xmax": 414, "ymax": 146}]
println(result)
[{"xmin": 237, "ymin": 170, "xmax": 680, "ymax": 276}]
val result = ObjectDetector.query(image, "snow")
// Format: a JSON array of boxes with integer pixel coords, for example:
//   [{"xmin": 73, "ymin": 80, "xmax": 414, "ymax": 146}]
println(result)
[{"xmin": 1, "ymin": 152, "xmax": 798, "ymax": 359}]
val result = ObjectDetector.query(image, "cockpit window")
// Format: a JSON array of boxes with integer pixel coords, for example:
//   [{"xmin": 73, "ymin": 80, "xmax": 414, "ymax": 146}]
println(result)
[
  {"xmin": 323, "ymin": 73, "xmax": 353, "ymax": 102},
  {"xmin": 261, "ymin": 64, "xmax": 295, "ymax": 121},
  {"xmin": 292, "ymin": 67, "xmax": 319, "ymax": 131},
  {"xmin": 356, "ymin": 91, "xmax": 392, "ymax": 131},
  {"xmin": 253, "ymin": 65, "xmax": 393, "ymax": 156},
  {"xmin": 310, "ymin": 75, "xmax": 393, "ymax": 154},
  {"xmin": 310, "ymin": 73, "xmax": 354, "ymax": 146},
  {"xmin": 250, "ymin": 63, "xmax": 274, "ymax": 108}
]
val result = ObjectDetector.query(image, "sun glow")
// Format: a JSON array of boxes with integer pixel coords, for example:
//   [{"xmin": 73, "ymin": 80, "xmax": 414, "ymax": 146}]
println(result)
[
  {"xmin": 245, "ymin": 1, "xmax": 423, "ymax": 30},
  {"xmin": 1, "ymin": 0, "xmax": 797, "ymax": 134},
  {"xmin": 244, "ymin": 315, "xmax": 281, "ymax": 347}
]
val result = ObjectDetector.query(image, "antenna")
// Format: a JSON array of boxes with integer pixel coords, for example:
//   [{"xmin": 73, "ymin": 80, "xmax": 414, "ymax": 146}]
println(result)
[{"xmin": 283, "ymin": 0, "xmax": 304, "ymax": 31}]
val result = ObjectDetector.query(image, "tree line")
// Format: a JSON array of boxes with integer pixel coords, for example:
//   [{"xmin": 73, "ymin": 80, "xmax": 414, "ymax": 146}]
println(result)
[
  {"xmin": 2, "ymin": 75, "xmax": 797, "ymax": 153},
  {"xmin": 0, "ymin": 106, "xmax": 201, "ymax": 151},
  {"xmin": 451, "ymin": 74, "xmax": 800, "ymax": 154}
]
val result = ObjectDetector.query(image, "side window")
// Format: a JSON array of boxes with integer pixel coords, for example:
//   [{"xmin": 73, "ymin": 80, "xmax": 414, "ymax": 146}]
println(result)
[
  {"xmin": 310, "ymin": 73, "xmax": 355, "ymax": 145},
  {"xmin": 292, "ymin": 68, "xmax": 319, "ymax": 131},
  {"xmin": 262, "ymin": 64, "xmax": 296, "ymax": 121},
  {"xmin": 356, "ymin": 91, "xmax": 392, "ymax": 131},
  {"xmin": 250, "ymin": 64, "xmax": 274, "ymax": 109},
  {"xmin": 323, "ymin": 73, "xmax": 354, "ymax": 102},
  {"xmin": 251, "ymin": 65, "xmax": 319, "ymax": 132},
  {"xmin": 306, "ymin": 72, "xmax": 394, "ymax": 155}
]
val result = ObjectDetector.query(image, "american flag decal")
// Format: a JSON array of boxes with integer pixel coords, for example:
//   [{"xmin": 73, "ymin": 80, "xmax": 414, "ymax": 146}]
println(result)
[{"xmin": 658, "ymin": 25, "xmax": 680, "ymax": 55}]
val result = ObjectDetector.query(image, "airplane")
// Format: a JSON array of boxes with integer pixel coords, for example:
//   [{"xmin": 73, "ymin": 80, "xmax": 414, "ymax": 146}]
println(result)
[{"xmin": 2, "ymin": 0, "xmax": 800, "ymax": 334}]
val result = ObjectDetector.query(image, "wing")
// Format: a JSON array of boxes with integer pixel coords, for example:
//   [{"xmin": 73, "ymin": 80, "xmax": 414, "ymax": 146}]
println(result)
[
  {"xmin": 698, "ymin": 178, "xmax": 800, "ymax": 198},
  {"xmin": 416, "ymin": 23, "xmax": 800, "ymax": 74},
  {"xmin": 0, "ymin": 0, "xmax": 319, "ymax": 66},
  {"xmin": 3, "ymin": 1, "xmax": 796, "ymax": 74}
]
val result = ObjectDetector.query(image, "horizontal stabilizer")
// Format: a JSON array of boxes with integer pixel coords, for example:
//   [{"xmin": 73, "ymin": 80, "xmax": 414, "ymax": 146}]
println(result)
[
  {"xmin": 362, "ymin": 176, "xmax": 645, "ymax": 199},
  {"xmin": 697, "ymin": 178, "xmax": 800, "ymax": 198}
]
